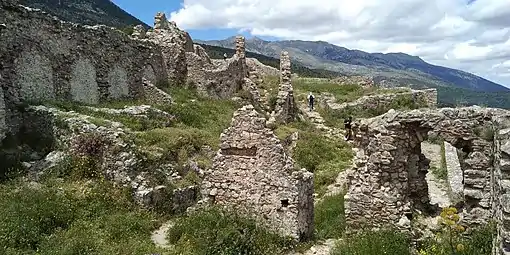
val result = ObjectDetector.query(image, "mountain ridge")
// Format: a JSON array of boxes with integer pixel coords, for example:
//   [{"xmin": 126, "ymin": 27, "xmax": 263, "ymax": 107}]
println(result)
[{"xmin": 196, "ymin": 37, "xmax": 509, "ymax": 93}]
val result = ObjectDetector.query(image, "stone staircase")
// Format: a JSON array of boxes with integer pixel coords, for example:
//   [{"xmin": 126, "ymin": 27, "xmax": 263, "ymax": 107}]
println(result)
[{"xmin": 297, "ymin": 102, "xmax": 345, "ymax": 139}]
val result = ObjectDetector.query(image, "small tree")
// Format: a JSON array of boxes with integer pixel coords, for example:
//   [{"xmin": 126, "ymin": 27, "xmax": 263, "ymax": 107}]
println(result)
[{"xmin": 419, "ymin": 207, "xmax": 466, "ymax": 255}]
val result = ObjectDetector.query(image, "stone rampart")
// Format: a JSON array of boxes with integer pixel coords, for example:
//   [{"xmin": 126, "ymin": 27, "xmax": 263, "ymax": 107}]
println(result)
[{"xmin": 0, "ymin": 0, "xmax": 168, "ymax": 137}]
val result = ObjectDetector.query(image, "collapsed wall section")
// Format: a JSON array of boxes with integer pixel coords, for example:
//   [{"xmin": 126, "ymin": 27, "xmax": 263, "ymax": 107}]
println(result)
[
  {"xmin": 345, "ymin": 107, "xmax": 500, "ymax": 232},
  {"xmin": 201, "ymin": 105, "xmax": 314, "ymax": 240}
]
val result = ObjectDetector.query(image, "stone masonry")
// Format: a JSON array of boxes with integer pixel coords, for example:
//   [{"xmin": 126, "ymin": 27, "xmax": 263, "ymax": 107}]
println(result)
[
  {"xmin": 185, "ymin": 35, "xmax": 248, "ymax": 99},
  {"xmin": 444, "ymin": 141, "xmax": 464, "ymax": 203},
  {"xmin": 0, "ymin": 0, "xmax": 168, "ymax": 138},
  {"xmin": 345, "ymin": 107, "xmax": 504, "ymax": 232},
  {"xmin": 321, "ymin": 88, "xmax": 438, "ymax": 114},
  {"xmin": 272, "ymin": 51, "xmax": 297, "ymax": 124},
  {"xmin": 144, "ymin": 12, "xmax": 191, "ymax": 87},
  {"xmin": 201, "ymin": 105, "xmax": 314, "ymax": 240},
  {"xmin": 493, "ymin": 114, "xmax": 510, "ymax": 255}
]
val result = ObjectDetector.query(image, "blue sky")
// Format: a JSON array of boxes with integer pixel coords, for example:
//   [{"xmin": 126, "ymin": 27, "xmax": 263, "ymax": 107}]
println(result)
[{"xmin": 111, "ymin": 0, "xmax": 275, "ymax": 41}]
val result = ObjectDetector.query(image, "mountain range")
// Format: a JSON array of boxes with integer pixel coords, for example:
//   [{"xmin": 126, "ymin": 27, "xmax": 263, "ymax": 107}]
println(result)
[{"xmin": 16, "ymin": 0, "xmax": 510, "ymax": 108}]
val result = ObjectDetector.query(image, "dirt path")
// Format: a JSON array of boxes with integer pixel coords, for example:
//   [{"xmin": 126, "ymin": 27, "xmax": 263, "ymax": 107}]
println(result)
[{"xmin": 151, "ymin": 221, "xmax": 174, "ymax": 249}]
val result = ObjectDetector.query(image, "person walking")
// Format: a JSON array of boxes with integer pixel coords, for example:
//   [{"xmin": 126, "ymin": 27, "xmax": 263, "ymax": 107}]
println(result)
[
  {"xmin": 307, "ymin": 92, "xmax": 315, "ymax": 111},
  {"xmin": 223, "ymin": 53, "xmax": 228, "ymax": 60},
  {"xmin": 344, "ymin": 116, "xmax": 353, "ymax": 141}
]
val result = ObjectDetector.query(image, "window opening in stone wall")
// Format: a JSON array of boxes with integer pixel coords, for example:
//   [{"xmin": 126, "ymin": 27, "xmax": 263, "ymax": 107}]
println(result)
[{"xmin": 281, "ymin": 199, "xmax": 289, "ymax": 207}]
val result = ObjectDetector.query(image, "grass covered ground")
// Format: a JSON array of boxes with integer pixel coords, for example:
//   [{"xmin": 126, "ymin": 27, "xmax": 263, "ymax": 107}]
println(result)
[{"xmin": 1, "ymin": 77, "xmax": 496, "ymax": 255}]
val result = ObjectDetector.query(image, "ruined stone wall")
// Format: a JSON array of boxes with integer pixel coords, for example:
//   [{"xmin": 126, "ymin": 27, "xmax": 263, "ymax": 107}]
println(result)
[
  {"xmin": 493, "ymin": 114, "xmax": 510, "ymax": 255},
  {"xmin": 345, "ymin": 107, "xmax": 499, "ymax": 231},
  {"xmin": 201, "ymin": 105, "xmax": 314, "ymax": 240},
  {"xmin": 272, "ymin": 51, "xmax": 297, "ymax": 124},
  {"xmin": 143, "ymin": 12, "xmax": 191, "ymax": 87},
  {"xmin": 444, "ymin": 141, "xmax": 464, "ymax": 203},
  {"xmin": 246, "ymin": 58, "xmax": 279, "ymax": 78},
  {"xmin": 0, "ymin": 0, "xmax": 168, "ymax": 137},
  {"xmin": 322, "ymin": 88, "xmax": 438, "ymax": 113},
  {"xmin": 185, "ymin": 36, "xmax": 247, "ymax": 99}
]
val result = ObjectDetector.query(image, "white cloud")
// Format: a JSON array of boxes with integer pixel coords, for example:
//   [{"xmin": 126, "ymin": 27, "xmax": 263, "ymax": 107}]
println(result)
[{"xmin": 170, "ymin": 0, "xmax": 510, "ymax": 87}]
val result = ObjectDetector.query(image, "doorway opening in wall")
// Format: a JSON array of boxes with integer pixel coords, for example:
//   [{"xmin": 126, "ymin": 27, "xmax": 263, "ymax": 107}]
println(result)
[{"xmin": 420, "ymin": 131, "xmax": 452, "ymax": 214}]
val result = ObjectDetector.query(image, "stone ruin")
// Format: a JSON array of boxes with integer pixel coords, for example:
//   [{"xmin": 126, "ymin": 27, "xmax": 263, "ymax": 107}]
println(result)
[
  {"xmin": 201, "ymin": 104, "xmax": 314, "ymax": 240},
  {"xmin": 271, "ymin": 51, "xmax": 297, "ymax": 124},
  {"xmin": 343, "ymin": 106, "xmax": 510, "ymax": 254}
]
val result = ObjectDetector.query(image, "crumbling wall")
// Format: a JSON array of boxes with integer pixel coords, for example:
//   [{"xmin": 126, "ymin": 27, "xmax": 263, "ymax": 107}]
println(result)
[
  {"xmin": 493, "ymin": 114, "xmax": 510, "ymax": 255},
  {"xmin": 185, "ymin": 36, "xmax": 247, "ymax": 99},
  {"xmin": 271, "ymin": 51, "xmax": 297, "ymax": 124},
  {"xmin": 345, "ymin": 107, "xmax": 500, "ymax": 232},
  {"xmin": 144, "ymin": 12, "xmax": 191, "ymax": 87},
  {"xmin": 322, "ymin": 88, "xmax": 438, "ymax": 113},
  {"xmin": 201, "ymin": 105, "xmax": 314, "ymax": 240},
  {"xmin": 0, "ymin": 0, "xmax": 168, "ymax": 139}
]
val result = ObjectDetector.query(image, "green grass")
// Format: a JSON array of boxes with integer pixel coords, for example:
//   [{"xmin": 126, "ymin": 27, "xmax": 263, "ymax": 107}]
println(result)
[
  {"xmin": 167, "ymin": 207, "xmax": 296, "ymax": 255},
  {"xmin": 331, "ymin": 230, "xmax": 411, "ymax": 255},
  {"xmin": 293, "ymin": 131, "xmax": 353, "ymax": 196},
  {"xmin": 314, "ymin": 193, "xmax": 345, "ymax": 239},
  {"xmin": 0, "ymin": 178, "xmax": 163, "ymax": 255}
]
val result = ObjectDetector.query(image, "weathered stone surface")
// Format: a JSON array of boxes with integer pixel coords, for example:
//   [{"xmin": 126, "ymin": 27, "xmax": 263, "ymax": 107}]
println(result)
[
  {"xmin": 186, "ymin": 38, "xmax": 247, "ymax": 99},
  {"xmin": 0, "ymin": 84, "xmax": 6, "ymax": 143},
  {"xmin": 0, "ymin": 2, "xmax": 168, "ymax": 138},
  {"xmin": 321, "ymin": 88, "xmax": 437, "ymax": 113},
  {"xmin": 142, "ymin": 78, "xmax": 173, "ymax": 105},
  {"xmin": 272, "ymin": 51, "xmax": 297, "ymax": 123},
  {"xmin": 132, "ymin": 24, "xmax": 146, "ymax": 39},
  {"xmin": 345, "ymin": 107, "xmax": 502, "ymax": 232},
  {"xmin": 201, "ymin": 105, "xmax": 314, "ymax": 240},
  {"xmin": 14, "ymin": 50, "xmax": 55, "ymax": 102},
  {"xmin": 107, "ymin": 65, "xmax": 129, "ymax": 99},
  {"xmin": 145, "ymin": 12, "xmax": 190, "ymax": 87},
  {"xmin": 444, "ymin": 141, "xmax": 464, "ymax": 202},
  {"xmin": 246, "ymin": 57, "xmax": 279, "ymax": 77}
]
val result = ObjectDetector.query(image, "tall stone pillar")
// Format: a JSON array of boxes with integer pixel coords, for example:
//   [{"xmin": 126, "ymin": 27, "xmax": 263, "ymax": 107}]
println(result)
[
  {"xmin": 271, "ymin": 51, "xmax": 297, "ymax": 124},
  {"xmin": 235, "ymin": 36, "xmax": 246, "ymax": 59}
]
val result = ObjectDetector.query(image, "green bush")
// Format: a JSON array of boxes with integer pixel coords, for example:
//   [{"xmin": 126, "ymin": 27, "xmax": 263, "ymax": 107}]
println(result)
[
  {"xmin": 331, "ymin": 230, "xmax": 411, "ymax": 255},
  {"xmin": 314, "ymin": 193, "xmax": 345, "ymax": 239},
  {"xmin": 0, "ymin": 180, "xmax": 162, "ymax": 254},
  {"xmin": 418, "ymin": 207, "xmax": 495, "ymax": 255},
  {"xmin": 167, "ymin": 207, "xmax": 296, "ymax": 255}
]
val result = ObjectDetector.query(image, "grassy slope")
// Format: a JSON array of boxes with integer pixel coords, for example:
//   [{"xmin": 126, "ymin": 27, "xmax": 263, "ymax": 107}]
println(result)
[{"xmin": 0, "ymin": 78, "xmax": 495, "ymax": 255}]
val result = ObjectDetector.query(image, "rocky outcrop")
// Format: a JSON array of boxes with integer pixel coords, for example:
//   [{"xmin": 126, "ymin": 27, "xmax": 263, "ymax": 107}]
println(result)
[
  {"xmin": 0, "ymin": 1, "xmax": 168, "ymax": 141},
  {"xmin": 345, "ymin": 107, "xmax": 509, "ymax": 233},
  {"xmin": 21, "ymin": 105, "xmax": 198, "ymax": 212},
  {"xmin": 271, "ymin": 51, "xmax": 297, "ymax": 124},
  {"xmin": 201, "ymin": 105, "xmax": 314, "ymax": 240}
]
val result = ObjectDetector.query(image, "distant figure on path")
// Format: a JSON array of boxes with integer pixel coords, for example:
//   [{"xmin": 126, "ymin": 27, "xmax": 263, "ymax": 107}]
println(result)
[
  {"xmin": 307, "ymin": 92, "xmax": 315, "ymax": 111},
  {"xmin": 344, "ymin": 116, "xmax": 353, "ymax": 141},
  {"xmin": 223, "ymin": 53, "xmax": 228, "ymax": 60}
]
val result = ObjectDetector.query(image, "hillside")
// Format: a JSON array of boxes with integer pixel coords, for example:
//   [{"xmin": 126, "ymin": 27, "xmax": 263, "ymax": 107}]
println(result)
[
  {"xmin": 19, "ymin": 0, "xmax": 149, "ymax": 29},
  {"xmin": 198, "ymin": 37, "xmax": 510, "ymax": 109}
]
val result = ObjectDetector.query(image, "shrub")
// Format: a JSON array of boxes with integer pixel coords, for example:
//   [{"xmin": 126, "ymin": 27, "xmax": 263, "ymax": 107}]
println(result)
[
  {"xmin": 0, "ymin": 180, "xmax": 162, "ymax": 254},
  {"xmin": 331, "ymin": 229, "xmax": 410, "ymax": 255},
  {"xmin": 418, "ymin": 207, "xmax": 495, "ymax": 255},
  {"xmin": 314, "ymin": 193, "xmax": 345, "ymax": 239},
  {"xmin": 167, "ymin": 207, "xmax": 296, "ymax": 255}
]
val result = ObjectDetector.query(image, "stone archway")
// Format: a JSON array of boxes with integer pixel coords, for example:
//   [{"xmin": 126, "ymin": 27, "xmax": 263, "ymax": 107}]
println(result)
[{"xmin": 345, "ymin": 108, "xmax": 497, "ymax": 232}]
